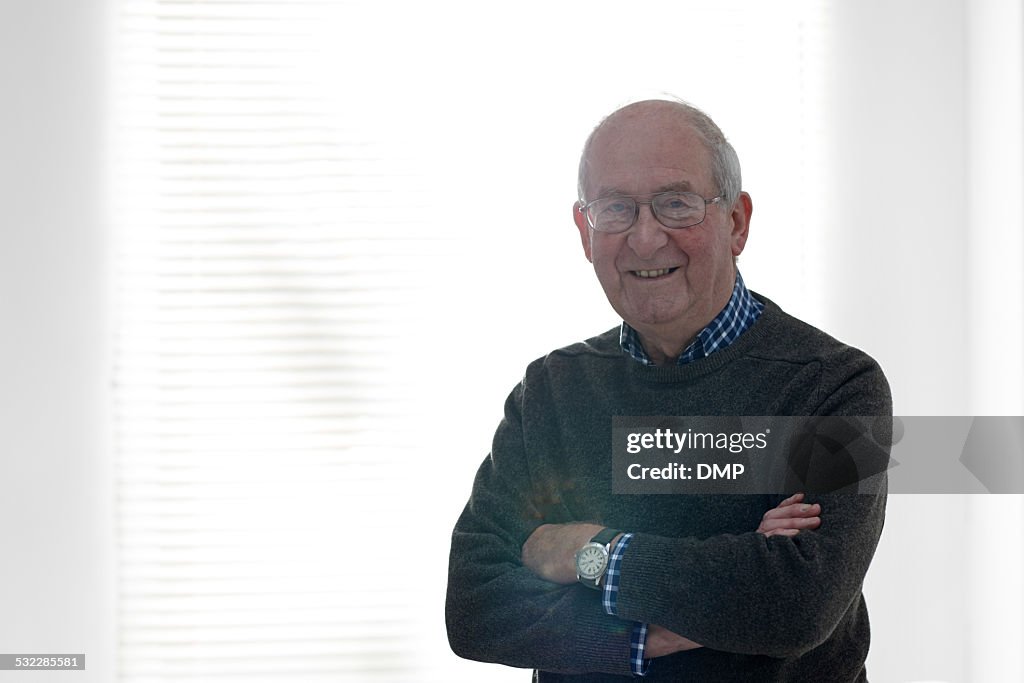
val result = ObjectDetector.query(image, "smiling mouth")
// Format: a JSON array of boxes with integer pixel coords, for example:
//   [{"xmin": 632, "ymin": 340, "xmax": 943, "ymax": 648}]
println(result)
[{"xmin": 631, "ymin": 267, "xmax": 678, "ymax": 279}]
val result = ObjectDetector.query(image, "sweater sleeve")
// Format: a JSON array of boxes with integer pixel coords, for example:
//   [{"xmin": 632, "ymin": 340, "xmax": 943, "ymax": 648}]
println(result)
[
  {"xmin": 613, "ymin": 353, "xmax": 891, "ymax": 659},
  {"xmin": 445, "ymin": 382, "xmax": 638, "ymax": 676}
]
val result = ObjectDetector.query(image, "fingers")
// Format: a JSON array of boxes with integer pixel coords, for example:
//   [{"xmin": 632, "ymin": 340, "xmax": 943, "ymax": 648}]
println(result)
[
  {"xmin": 755, "ymin": 493, "xmax": 824, "ymax": 536},
  {"xmin": 761, "ymin": 501, "xmax": 820, "ymax": 521},
  {"xmin": 757, "ymin": 494, "xmax": 822, "ymax": 536},
  {"xmin": 758, "ymin": 515, "xmax": 821, "ymax": 534},
  {"xmin": 776, "ymin": 492, "xmax": 805, "ymax": 508}
]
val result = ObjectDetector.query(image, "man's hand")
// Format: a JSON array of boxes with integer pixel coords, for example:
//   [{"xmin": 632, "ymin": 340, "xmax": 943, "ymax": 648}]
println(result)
[
  {"xmin": 522, "ymin": 495, "xmax": 820, "ymax": 585},
  {"xmin": 520, "ymin": 496, "xmax": 821, "ymax": 659},
  {"xmin": 521, "ymin": 522, "xmax": 607, "ymax": 584},
  {"xmin": 757, "ymin": 492, "xmax": 821, "ymax": 537},
  {"xmin": 645, "ymin": 624, "xmax": 703, "ymax": 657}
]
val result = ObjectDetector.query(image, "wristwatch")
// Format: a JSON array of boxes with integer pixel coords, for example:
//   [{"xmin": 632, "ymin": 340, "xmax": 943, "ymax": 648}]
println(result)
[{"xmin": 574, "ymin": 528, "xmax": 621, "ymax": 590}]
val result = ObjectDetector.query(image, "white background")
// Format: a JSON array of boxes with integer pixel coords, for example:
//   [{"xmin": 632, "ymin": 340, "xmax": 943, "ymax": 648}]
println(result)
[{"xmin": 1, "ymin": 0, "xmax": 1022, "ymax": 681}]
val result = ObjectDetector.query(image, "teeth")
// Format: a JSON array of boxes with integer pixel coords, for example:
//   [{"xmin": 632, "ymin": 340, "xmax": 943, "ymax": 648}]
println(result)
[{"xmin": 635, "ymin": 268, "xmax": 672, "ymax": 278}]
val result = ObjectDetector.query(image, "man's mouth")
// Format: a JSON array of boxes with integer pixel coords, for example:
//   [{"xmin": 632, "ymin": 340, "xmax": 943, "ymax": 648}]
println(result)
[{"xmin": 631, "ymin": 267, "xmax": 678, "ymax": 279}]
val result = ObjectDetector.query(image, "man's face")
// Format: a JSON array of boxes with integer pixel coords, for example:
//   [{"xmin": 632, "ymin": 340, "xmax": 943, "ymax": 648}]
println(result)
[{"xmin": 574, "ymin": 106, "xmax": 751, "ymax": 344}]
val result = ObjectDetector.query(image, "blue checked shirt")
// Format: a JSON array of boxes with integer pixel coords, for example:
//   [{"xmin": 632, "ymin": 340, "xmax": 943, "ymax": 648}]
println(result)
[
  {"xmin": 619, "ymin": 270, "xmax": 764, "ymax": 366},
  {"xmin": 606, "ymin": 271, "xmax": 763, "ymax": 676},
  {"xmin": 602, "ymin": 533, "xmax": 650, "ymax": 675}
]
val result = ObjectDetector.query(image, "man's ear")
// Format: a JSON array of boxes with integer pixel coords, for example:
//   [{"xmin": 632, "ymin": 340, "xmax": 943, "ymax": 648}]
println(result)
[
  {"xmin": 573, "ymin": 201, "xmax": 593, "ymax": 263},
  {"xmin": 729, "ymin": 191, "xmax": 753, "ymax": 257}
]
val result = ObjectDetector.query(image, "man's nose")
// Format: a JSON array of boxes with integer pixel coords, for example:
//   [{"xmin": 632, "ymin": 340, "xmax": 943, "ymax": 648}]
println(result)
[{"xmin": 626, "ymin": 203, "xmax": 669, "ymax": 259}]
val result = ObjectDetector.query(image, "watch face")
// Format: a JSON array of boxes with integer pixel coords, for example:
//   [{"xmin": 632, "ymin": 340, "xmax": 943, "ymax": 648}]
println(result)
[{"xmin": 575, "ymin": 544, "xmax": 608, "ymax": 580}]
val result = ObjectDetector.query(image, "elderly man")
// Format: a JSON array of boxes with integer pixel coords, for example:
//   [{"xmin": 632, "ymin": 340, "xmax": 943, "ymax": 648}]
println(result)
[{"xmin": 446, "ymin": 100, "xmax": 890, "ymax": 681}]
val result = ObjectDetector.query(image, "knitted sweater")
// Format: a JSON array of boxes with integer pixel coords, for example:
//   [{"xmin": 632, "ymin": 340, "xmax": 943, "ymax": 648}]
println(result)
[{"xmin": 446, "ymin": 295, "xmax": 891, "ymax": 681}]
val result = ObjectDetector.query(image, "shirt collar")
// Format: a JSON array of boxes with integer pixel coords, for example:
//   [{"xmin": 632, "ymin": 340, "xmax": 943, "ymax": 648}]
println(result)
[{"xmin": 619, "ymin": 270, "xmax": 764, "ymax": 366}]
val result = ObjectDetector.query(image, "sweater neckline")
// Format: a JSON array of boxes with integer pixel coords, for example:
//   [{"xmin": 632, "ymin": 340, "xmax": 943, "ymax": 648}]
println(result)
[{"xmin": 628, "ymin": 292, "xmax": 782, "ymax": 383}]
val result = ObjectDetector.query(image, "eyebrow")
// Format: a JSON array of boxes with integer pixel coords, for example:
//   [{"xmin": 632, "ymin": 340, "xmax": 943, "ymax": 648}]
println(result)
[{"xmin": 594, "ymin": 181, "xmax": 697, "ymax": 198}]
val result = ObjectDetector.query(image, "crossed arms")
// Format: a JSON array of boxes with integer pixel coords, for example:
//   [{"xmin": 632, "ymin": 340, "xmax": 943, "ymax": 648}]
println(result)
[
  {"xmin": 519, "ymin": 493, "xmax": 823, "ymax": 658},
  {"xmin": 448, "ymin": 465, "xmax": 882, "ymax": 675},
  {"xmin": 446, "ymin": 366, "xmax": 889, "ymax": 675}
]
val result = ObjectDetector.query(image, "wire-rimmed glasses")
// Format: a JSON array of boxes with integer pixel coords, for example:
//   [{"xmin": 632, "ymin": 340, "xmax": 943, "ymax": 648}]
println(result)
[{"xmin": 580, "ymin": 191, "xmax": 724, "ymax": 233}]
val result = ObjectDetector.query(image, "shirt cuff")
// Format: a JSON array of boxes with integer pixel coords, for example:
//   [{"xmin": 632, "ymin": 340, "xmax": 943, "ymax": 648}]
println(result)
[
  {"xmin": 630, "ymin": 621, "xmax": 651, "ymax": 677},
  {"xmin": 602, "ymin": 532, "xmax": 632, "ymax": 615},
  {"xmin": 602, "ymin": 534, "xmax": 651, "ymax": 676}
]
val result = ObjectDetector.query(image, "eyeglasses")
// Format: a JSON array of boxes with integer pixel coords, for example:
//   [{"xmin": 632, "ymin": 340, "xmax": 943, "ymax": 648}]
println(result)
[{"xmin": 580, "ymin": 191, "xmax": 724, "ymax": 233}]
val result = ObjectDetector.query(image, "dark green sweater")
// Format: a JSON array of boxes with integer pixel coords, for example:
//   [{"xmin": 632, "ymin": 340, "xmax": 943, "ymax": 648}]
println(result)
[{"xmin": 446, "ymin": 296, "xmax": 890, "ymax": 681}]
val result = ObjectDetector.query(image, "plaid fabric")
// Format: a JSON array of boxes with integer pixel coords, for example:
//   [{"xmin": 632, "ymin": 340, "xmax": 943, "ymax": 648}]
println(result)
[
  {"xmin": 602, "ymin": 534, "xmax": 649, "ymax": 676},
  {"xmin": 619, "ymin": 270, "xmax": 764, "ymax": 366},
  {"xmin": 630, "ymin": 622, "xmax": 650, "ymax": 676},
  {"xmin": 602, "ymin": 533, "xmax": 631, "ymax": 615}
]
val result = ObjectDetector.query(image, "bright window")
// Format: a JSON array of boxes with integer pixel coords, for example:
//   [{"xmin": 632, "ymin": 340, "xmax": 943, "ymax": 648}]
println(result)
[{"xmin": 111, "ymin": 2, "xmax": 831, "ymax": 680}]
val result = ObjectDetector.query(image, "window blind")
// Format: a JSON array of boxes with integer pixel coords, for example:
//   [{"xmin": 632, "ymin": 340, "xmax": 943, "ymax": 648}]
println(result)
[
  {"xmin": 113, "ymin": 1, "xmax": 434, "ymax": 680},
  {"xmin": 112, "ymin": 1, "xmax": 831, "ymax": 681}
]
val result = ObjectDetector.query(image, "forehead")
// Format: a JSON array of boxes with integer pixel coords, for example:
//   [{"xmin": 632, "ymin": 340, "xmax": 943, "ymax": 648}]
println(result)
[{"xmin": 583, "ymin": 108, "xmax": 713, "ymax": 198}]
